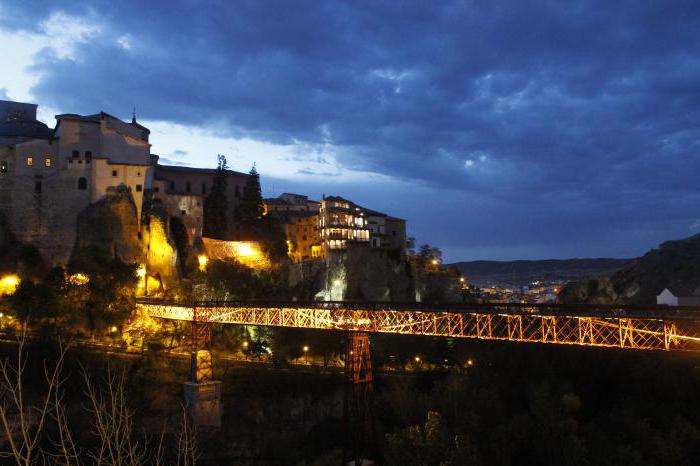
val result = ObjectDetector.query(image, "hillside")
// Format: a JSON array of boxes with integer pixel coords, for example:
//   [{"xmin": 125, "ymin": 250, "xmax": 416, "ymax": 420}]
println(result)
[
  {"xmin": 450, "ymin": 258, "xmax": 628, "ymax": 287},
  {"xmin": 558, "ymin": 233, "xmax": 700, "ymax": 305}
]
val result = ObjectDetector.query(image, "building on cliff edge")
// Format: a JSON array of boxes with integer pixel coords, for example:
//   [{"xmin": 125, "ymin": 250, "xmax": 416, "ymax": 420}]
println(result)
[{"xmin": 0, "ymin": 99, "xmax": 250, "ymax": 266}]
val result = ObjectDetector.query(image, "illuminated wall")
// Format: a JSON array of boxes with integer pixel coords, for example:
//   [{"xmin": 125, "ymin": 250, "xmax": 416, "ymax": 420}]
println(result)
[{"xmin": 201, "ymin": 238, "xmax": 271, "ymax": 269}]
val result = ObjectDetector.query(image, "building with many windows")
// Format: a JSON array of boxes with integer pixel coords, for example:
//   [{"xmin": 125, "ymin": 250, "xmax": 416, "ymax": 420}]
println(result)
[{"xmin": 319, "ymin": 195, "xmax": 370, "ymax": 252}]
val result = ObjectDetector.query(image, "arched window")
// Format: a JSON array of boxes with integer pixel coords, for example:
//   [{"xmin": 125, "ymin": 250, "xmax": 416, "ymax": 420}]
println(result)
[{"xmin": 78, "ymin": 177, "xmax": 87, "ymax": 190}]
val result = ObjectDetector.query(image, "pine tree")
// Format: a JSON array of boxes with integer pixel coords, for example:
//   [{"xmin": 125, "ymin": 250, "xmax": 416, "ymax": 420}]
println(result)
[
  {"xmin": 203, "ymin": 154, "xmax": 229, "ymax": 239},
  {"xmin": 235, "ymin": 164, "xmax": 265, "ymax": 239}
]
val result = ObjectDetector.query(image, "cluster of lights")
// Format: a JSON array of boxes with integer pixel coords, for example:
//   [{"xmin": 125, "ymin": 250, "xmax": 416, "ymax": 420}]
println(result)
[{"xmin": 67, "ymin": 273, "xmax": 90, "ymax": 286}]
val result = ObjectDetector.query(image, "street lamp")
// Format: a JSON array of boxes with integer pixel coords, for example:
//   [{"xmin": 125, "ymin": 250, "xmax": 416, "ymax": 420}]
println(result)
[
  {"xmin": 303, "ymin": 345, "xmax": 310, "ymax": 364},
  {"xmin": 467, "ymin": 359, "xmax": 473, "ymax": 366}
]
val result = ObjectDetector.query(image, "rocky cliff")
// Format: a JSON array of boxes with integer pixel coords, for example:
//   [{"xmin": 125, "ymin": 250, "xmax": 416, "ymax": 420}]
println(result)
[
  {"xmin": 71, "ymin": 186, "xmax": 144, "ymax": 265},
  {"xmin": 289, "ymin": 246, "xmax": 414, "ymax": 302},
  {"xmin": 559, "ymin": 233, "xmax": 700, "ymax": 305},
  {"xmin": 288, "ymin": 246, "xmax": 468, "ymax": 303}
]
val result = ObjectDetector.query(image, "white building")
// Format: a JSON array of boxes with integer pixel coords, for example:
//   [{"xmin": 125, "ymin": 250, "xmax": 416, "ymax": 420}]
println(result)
[{"xmin": 656, "ymin": 287, "xmax": 700, "ymax": 306}]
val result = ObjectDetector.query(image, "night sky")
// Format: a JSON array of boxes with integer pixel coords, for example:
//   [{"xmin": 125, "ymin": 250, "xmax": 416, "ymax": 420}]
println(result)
[{"xmin": 2, "ymin": 1, "xmax": 700, "ymax": 261}]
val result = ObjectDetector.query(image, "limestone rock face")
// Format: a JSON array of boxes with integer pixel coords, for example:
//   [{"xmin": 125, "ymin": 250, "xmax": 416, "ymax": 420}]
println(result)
[
  {"xmin": 341, "ymin": 247, "xmax": 414, "ymax": 301},
  {"xmin": 143, "ymin": 209, "xmax": 180, "ymax": 288},
  {"xmin": 72, "ymin": 186, "xmax": 143, "ymax": 264},
  {"xmin": 291, "ymin": 247, "xmax": 414, "ymax": 302},
  {"xmin": 414, "ymin": 269, "xmax": 464, "ymax": 303},
  {"xmin": 559, "ymin": 233, "xmax": 700, "ymax": 305}
]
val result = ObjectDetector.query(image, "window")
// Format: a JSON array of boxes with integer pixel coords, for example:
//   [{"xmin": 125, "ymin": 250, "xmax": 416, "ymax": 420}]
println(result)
[
  {"xmin": 85, "ymin": 151, "xmax": 92, "ymax": 161},
  {"xmin": 45, "ymin": 158, "xmax": 51, "ymax": 168},
  {"xmin": 202, "ymin": 183, "xmax": 206, "ymax": 194},
  {"xmin": 34, "ymin": 181, "xmax": 42, "ymax": 194},
  {"xmin": 0, "ymin": 161, "xmax": 7, "ymax": 173},
  {"xmin": 186, "ymin": 181, "xmax": 191, "ymax": 193},
  {"xmin": 135, "ymin": 184, "xmax": 142, "ymax": 192},
  {"xmin": 27, "ymin": 157, "xmax": 33, "ymax": 166},
  {"xmin": 235, "ymin": 185, "xmax": 240, "ymax": 198},
  {"xmin": 137, "ymin": 171, "xmax": 141, "ymax": 176},
  {"xmin": 72, "ymin": 150, "xmax": 79, "ymax": 158},
  {"xmin": 112, "ymin": 170, "xmax": 118, "ymax": 177},
  {"xmin": 154, "ymin": 186, "xmax": 159, "ymax": 193},
  {"xmin": 181, "ymin": 210, "xmax": 186, "ymax": 216},
  {"xmin": 78, "ymin": 177, "xmax": 87, "ymax": 190},
  {"xmin": 170, "ymin": 181, "xmax": 175, "ymax": 191}
]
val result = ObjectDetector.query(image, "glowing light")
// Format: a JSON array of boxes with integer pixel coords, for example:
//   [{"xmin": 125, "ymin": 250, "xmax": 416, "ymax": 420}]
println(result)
[
  {"xmin": 460, "ymin": 277, "xmax": 465, "ymax": 283},
  {"xmin": 0, "ymin": 275, "xmax": 20, "ymax": 296},
  {"xmin": 242, "ymin": 341, "xmax": 249, "ymax": 348},
  {"xmin": 333, "ymin": 279, "xmax": 342, "ymax": 287},
  {"xmin": 431, "ymin": 259, "xmax": 438, "ymax": 265},
  {"xmin": 136, "ymin": 265, "xmax": 147, "ymax": 278},
  {"xmin": 414, "ymin": 356, "xmax": 421, "ymax": 362},
  {"xmin": 467, "ymin": 359, "xmax": 473, "ymax": 366},
  {"xmin": 303, "ymin": 345, "xmax": 309, "ymax": 352},
  {"xmin": 110, "ymin": 326, "xmax": 118, "ymax": 333},
  {"xmin": 198, "ymin": 254, "xmax": 208, "ymax": 272},
  {"xmin": 0, "ymin": 313, "xmax": 4, "ymax": 318},
  {"xmin": 67, "ymin": 273, "xmax": 89, "ymax": 285},
  {"xmin": 201, "ymin": 238, "xmax": 271, "ymax": 269}
]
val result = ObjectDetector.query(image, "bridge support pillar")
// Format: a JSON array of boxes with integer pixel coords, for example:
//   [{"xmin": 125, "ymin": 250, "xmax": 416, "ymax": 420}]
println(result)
[
  {"xmin": 343, "ymin": 331, "xmax": 375, "ymax": 466},
  {"xmin": 183, "ymin": 318, "xmax": 222, "ymax": 427}
]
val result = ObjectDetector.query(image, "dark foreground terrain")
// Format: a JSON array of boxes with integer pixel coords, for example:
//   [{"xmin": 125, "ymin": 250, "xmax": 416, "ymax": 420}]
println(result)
[{"xmin": 3, "ymin": 334, "xmax": 700, "ymax": 465}]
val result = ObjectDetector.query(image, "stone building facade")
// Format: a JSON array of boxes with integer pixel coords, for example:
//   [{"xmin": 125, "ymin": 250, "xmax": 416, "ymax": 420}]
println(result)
[
  {"xmin": 152, "ymin": 165, "xmax": 250, "ymax": 242},
  {"xmin": 0, "ymin": 99, "xmax": 250, "ymax": 267}
]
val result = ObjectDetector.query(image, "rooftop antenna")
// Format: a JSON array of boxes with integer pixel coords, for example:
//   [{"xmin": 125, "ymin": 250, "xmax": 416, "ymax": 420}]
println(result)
[{"xmin": 131, "ymin": 106, "xmax": 137, "ymax": 124}]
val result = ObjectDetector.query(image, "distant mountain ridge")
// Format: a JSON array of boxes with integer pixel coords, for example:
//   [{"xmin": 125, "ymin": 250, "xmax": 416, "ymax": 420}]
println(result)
[{"xmin": 449, "ymin": 258, "xmax": 629, "ymax": 287}]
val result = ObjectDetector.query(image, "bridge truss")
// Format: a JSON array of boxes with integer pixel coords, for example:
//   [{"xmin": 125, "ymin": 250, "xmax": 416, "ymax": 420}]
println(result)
[{"xmin": 135, "ymin": 300, "xmax": 700, "ymax": 352}]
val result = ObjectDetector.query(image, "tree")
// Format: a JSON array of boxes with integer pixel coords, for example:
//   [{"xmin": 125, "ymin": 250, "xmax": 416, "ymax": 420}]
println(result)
[
  {"xmin": 235, "ymin": 164, "xmax": 265, "ymax": 240},
  {"xmin": 203, "ymin": 154, "xmax": 229, "ymax": 239}
]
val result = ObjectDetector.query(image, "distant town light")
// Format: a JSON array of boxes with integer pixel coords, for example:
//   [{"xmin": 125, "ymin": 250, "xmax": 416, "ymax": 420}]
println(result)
[
  {"xmin": 198, "ymin": 254, "xmax": 209, "ymax": 271},
  {"xmin": 0, "ymin": 274, "xmax": 20, "ymax": 296}
]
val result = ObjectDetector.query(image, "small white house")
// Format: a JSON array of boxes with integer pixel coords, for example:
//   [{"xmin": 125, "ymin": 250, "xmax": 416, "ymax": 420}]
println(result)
[
  {"xmin": 657, "ymin": 288, "xmax": 679, "ymax": 306},
  {"xmin": 657, "ymin": 287, "xmax": 700, "ymax": 306}
]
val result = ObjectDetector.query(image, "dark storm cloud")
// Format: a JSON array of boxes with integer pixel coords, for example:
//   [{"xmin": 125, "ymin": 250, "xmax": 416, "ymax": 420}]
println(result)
[{"xmin": 4, "ymin": 0, "xmax": 700, "ymax": 259}]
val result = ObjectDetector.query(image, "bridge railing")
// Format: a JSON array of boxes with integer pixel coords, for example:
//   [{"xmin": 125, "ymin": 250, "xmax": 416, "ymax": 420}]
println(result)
[{"xmin": 134, "ymin": 298, "xmax": 700, "ymax": 320}]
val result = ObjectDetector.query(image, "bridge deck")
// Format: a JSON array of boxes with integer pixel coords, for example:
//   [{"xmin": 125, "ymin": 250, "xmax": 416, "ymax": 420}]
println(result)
[{"xmin": 135, "ymin": 300, "xmax": 700, "ymax": 352}]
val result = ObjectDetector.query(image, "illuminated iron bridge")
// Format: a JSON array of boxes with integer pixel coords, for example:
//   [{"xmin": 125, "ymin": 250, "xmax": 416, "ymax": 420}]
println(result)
[{"xmin": 135, "ymin": 299, "xmax": 700, "ymax": 352}]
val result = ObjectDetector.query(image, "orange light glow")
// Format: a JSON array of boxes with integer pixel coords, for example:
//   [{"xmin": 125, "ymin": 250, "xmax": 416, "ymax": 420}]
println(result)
[
  {"xmin": 0, "ymin": 275, "xmax": 20, "ymax": 296},
  {"xmin": 198, "ymin": 254, "xmax": 208, "ymax": 271},
  {"xmin": 68, "ymin": 273, "xmax": 90, "ymax": 286}
]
